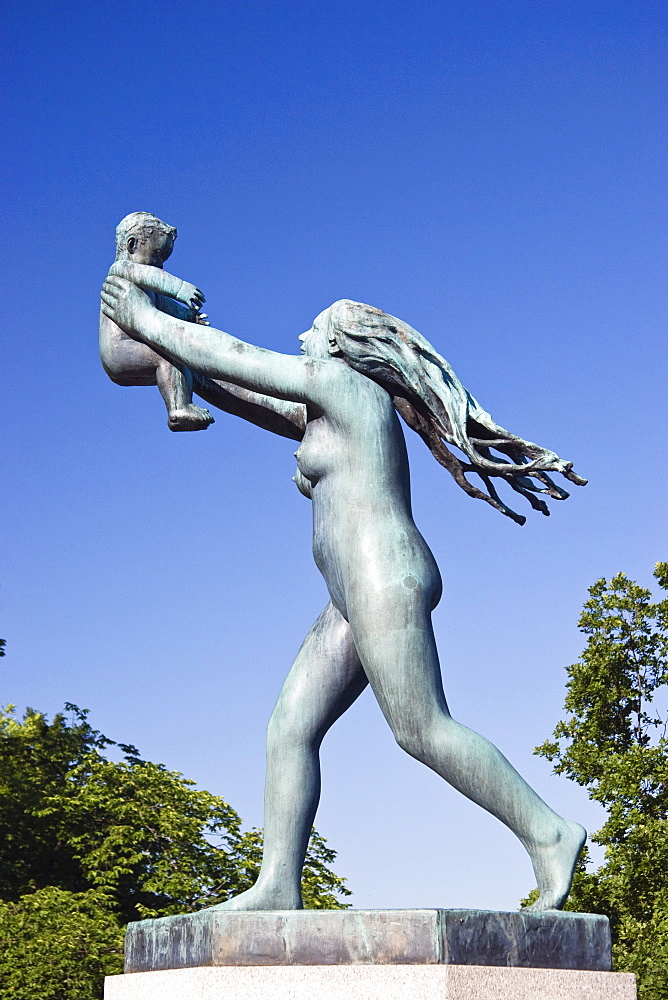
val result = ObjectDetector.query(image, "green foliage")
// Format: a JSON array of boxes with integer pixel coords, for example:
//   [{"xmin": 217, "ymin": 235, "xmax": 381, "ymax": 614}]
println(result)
[
  {"xmin": 0, "ymin": 702, "xmax": 350, "ymax": 998},
  {"xmin": 0, "ymin": 888, "xmax": 123, "ymax": 1000},
  {"xmin": 532, "ymin": 562, "xmax": 668, "ymax": 998}
]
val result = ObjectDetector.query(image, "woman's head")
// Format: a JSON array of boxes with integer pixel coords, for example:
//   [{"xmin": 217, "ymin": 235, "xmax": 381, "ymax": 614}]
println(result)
[
  {"xmin": 317, "ymin": 299, "xmax": 586, "ymax": 524},
  {"xmin": 298, "ymin": 311, "xmax": 332, "ymax": 358}
]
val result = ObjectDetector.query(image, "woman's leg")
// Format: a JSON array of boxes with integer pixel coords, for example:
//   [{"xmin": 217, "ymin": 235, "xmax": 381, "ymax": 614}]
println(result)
[
  {"xmin": 347, "ymin": 589, "xmax": 585, "ymax": 910},
  {"xmin": 215, "ymin": 601, "xmax": 368, "ymax": 910}
]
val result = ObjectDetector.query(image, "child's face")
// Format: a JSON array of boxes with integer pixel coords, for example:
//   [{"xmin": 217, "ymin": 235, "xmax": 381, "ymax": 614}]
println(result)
[{"xmin": 127, "ymin": 228, "xmax": 176, "ymax": 267}]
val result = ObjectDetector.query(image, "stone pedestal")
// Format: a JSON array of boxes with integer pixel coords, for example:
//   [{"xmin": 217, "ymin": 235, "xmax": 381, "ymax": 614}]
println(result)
[
  {"xmin": 105, "ymin": 909, "xmax": 637, "ymax": 999},
  {"xmin": 105, "ymin": 964, "xmax": 637, "ymax": 999},
  {"xmin": 123, "ymin": 908, "xmax": 612, "ymax": 972}
]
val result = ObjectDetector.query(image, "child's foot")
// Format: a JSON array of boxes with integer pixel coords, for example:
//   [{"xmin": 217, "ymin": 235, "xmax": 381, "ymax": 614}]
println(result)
[
  {"xmin": 525, "ymin": 820, "xmax": 587, "ymax": 911},
  {"xmin": 168, "ymin": 405, "xmax": 214, "ymax": 432}
]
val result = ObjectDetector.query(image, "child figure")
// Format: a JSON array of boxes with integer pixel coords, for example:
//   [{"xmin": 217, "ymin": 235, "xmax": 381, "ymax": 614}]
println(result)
[{"xmin": 100, "ymin": 212, "xmax": 214, "ymax": 431}]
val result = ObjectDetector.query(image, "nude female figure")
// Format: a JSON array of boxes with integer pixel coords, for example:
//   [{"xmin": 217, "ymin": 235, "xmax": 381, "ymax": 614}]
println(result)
[{"xmin": 101, "ymin": 276, "xmax": 587, "ymax": 911}]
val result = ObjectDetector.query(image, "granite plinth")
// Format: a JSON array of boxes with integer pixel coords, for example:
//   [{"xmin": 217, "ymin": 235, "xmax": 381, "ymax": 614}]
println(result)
[
  {"xmin": 105, "ymin": 964, "xmax": 637, "ymax": 1000},
  {"xmin": 124, "ymin": 908, "xmax": 611, "ymax": 974}
]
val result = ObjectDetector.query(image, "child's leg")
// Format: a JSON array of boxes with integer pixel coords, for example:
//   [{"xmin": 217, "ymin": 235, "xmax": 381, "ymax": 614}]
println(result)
[
  {"xmin": 100, "ymin": 313, "xmax": 213, "ymax": 431},
  {"xmin": 155, "ymin": 360, "xmax": 214, "ymax": 432}
]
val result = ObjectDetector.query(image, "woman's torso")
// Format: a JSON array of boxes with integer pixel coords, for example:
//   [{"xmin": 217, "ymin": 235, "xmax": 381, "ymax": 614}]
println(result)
[{"xmin": 293, "ymin": 369, "xmax": 442, "ymax": 619}]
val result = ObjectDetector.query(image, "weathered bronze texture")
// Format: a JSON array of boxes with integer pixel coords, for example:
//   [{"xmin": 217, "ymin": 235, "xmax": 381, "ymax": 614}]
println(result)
[
  {"xmin": 124, "ymin": 909, "xmax": 611, "ymax": 973},
  {"xmin": 102, "ymin": 251, "xmax": 587, "ymax": 914}
]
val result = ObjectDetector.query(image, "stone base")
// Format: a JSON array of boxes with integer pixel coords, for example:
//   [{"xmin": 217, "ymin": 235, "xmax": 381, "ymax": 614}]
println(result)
[
  {"xmin": 124, "ymin": 909, "xmax": 612, "ymax": 972},
  {"xmin": 105, "ymin": 964, "xmax": 637, "ymax": 999}
]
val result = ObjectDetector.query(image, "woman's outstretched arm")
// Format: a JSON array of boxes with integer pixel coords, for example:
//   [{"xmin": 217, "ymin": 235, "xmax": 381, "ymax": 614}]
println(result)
[
  {"xmin": 192, "ymin": 374, "xmax": 305, "ymax": 441},
  {"xmin": 101, "ymin": 276, "xmax": 344, "ymax": 405}
]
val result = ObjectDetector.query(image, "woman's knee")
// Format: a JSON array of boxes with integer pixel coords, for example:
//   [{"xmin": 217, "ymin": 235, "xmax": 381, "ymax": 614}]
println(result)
[
  {"xmin": 390, "ymin": 712, "xmax": 427, "ymax": 758},
  {"xmin": 267, "ymin": 698, "xmax": 319, "ymax": 752},
  {"xmin": 390, "ymin": 709, "xmax": 454, "ymax": 762}
]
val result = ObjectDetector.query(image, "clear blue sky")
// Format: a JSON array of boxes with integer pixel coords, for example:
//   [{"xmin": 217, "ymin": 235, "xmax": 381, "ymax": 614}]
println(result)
[{"xmin": 3, "ymin": 0, "xmax": 666, "ymax": 910}]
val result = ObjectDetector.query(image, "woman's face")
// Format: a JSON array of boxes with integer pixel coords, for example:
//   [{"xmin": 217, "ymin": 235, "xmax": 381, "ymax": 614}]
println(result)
[{"xmin": 298, "ymin": 318, "xmax": 331, "ymax": 358}]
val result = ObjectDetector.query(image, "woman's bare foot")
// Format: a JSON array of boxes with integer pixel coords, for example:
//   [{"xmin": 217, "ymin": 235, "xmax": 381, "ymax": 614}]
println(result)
[
  {"xmin": 525, "ymin": 820, "xmax": 587, "ymax": 911},
  {"xmin": 208, "ymin": 882, "xmax": 302, "ymax": 912},
  {"xmin": 168, "ymin": 405, "xmax": 214, "ymax": 431}
]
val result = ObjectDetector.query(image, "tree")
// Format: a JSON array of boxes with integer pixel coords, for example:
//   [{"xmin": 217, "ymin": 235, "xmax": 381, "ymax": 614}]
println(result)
[
  {"xmin": 529, "ymin": 562, "xmax": 668, "ymax": 1000},
  {"xmin": 0, "ymin": 888, "xmax": 124, "ymax": 1000},
  {"xmin": 0, "ymin": 703, "xmax": 350, "ymax": 999}
]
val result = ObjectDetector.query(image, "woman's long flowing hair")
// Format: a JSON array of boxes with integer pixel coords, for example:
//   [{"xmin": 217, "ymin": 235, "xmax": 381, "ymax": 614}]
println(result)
[{"xmin": 324, "ymin": 299, "xmax": 586, "ymax": 525}]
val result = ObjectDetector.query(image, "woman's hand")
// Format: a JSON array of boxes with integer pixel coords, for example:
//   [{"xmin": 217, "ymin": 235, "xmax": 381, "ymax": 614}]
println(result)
[{"xmin": 101, "ymin": 276, "xmax": 156, "ymax": 338}]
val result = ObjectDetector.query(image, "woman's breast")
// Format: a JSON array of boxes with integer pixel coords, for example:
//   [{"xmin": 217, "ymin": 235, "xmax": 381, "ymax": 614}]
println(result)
[
  {"xmin": 294, "ymin": 431, "xmax": 329, "ymax": 483},
  {"xmin": 292, "ymin": 413, "xmax": 338, "ymax": 494}
]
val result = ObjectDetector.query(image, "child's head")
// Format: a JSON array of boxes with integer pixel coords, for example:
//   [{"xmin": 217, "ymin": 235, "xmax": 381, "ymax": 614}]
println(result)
[{"xmin": 115, "ymin": 212, "xmax": 177, "ymax": 266}]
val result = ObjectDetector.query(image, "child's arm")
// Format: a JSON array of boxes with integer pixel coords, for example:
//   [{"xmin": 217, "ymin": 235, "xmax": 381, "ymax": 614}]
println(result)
[{"xmin": 108, "ymin": 261, "xmax": 204, "ymax": 311}]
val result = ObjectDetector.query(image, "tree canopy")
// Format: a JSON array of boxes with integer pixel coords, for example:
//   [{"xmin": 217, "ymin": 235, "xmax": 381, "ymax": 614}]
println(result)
[
  {"xmin": 0, "ymin": 702, "xmax": 350, "ymax": 999},
  {"xmin": 528, "ymin": 562, "xmax": 668, "ymax": 1000}
]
